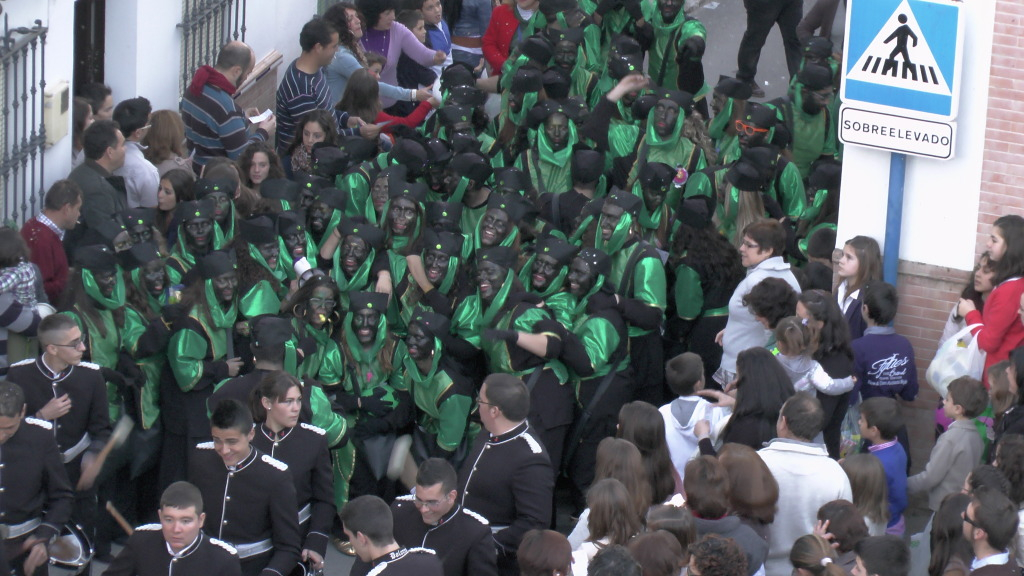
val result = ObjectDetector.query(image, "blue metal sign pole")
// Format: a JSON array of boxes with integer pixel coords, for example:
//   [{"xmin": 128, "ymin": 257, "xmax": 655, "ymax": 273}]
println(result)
[{"xmin": 884, "ymin": 152, "xmax": 907, "ymax": 284}]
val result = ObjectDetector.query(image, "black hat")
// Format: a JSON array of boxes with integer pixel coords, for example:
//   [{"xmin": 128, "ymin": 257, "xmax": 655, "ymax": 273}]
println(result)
[
  {"xmin": 119, "ymin": 241, "xmax": 163, "ymax": 271},
  {"xmin": 425, "ymin": 201, "xmax": 463, "ymax": 226},
  {"xmin": 336, "ymin": 217, "xmax": 385, "ymax": 250},
  {"xmin": 409, "ymin": 310, "xmax": 451, "ymax": 340},
  {"xmin": 198, "ymin": 249, "xmax": 237, "ymax": 279},
  {"xmin": 677, "ymin": 195, "xmax": 714, "ymax": 229},
  {"xmin": 561, "ymin": 97, "xmax": 589, "ymax": 124},
  {"xmin": 539, "ymin": 0, "xmax": 576, "ymax": 17},
  {"xmin": 639, "ymin": 162, "xmax": 675, "ymax": 190},
  {"xmin": 238, "ymin": 215, "xmax": 279, "ymax": 244},
  {"xmin": 194, "ymin": 178, "xmax": 234, "ymax": 199},
  {"xmin": 609, "ymin": 53, "xmax": 643, "ymax": 80},
  {"xmin": 278, "ymin": 210, "xmax": 307, "ymax": 237},
  {"xmin": 510, "ymin": 68, "xmax": 543, "ymax": 95},
  {"xmin": 296, "ymin": 173, "xmax": 334, "ymax": 192},
  {"xmin": 89, "ymin": 216, "xmax": 128, "ymax": 247},
  {"xmin": 549, "ymin": 26, "xmax": 584, "ymax": 45},
  {"xmin": 726, "ymin": 147, "xmax": 774, "ymax": 191},
  {"xmin": 631, "ymin": 94, "xmax": 659, "ymax": 122},
  {"xmin": 576, "ymin": 247, "xmax": 611, "ymax": 277},
  {"xmin": 439, "ymin": 105, "xmax": 474, "ymax": 128},
  {"xmin": 260, "ymin": 178, "xmax": 301, "ymax": 203},
  {"xmin": 378, "ymin": 164, "xmax": 409, "ymax": 187},
  {"xmin": 315, "ymin": 187, "xmax": 348, "ymax": 212},
  {"xmin": 423, "ymin": 228, "xmax": 463, "ymax": 256},
  {"xmin": 534, "ymin": 234, "xmax": 578, "ymax": 266},
  {"xmin": 311, "ymin": 146, "xmax": 350, "ymax": 180},
  {"xmin": 447, "ymin": 86, "xmax": 487, "ymax": 108},
  {"xmin": 441, "ymin": 62, "xmax": 477, "ymax": 92},
  {"xmin": 349, "ymin": 290, "xmax": 389, "ymax": 313},
  {"xmin": 798, "ymin": 63, "xmax": 834, "ymax": 91},
  {"xmin": 808, "ymin": 158, "xmax": 842, "ymax": 191},
  {"xmin": 451, "ymin": 133, "xmax": 482, "ymax": 155},
  {"xmin": 337, "ymin": 135, "xmax": 380, "ymax": 165},
  {"xmin": 542, "ymin": 68, "xmax": 570, "ymax": 101},
  {"xmin": 176, "ymin": 198, "xmax": 216, "ymax": 222},
  {"xmin": 487, "ymin": 193, "xmax": 534, "ymax": 223},
  {"xmin": 611, "ymin": 35, "xmax": 642, "ymax": 57},
  {"xmin": 389, "ymin": 181, "xmax": 428, "ymax": 204},
  {"xmin": 714, "ymin": 76, "xmax": 753, "ymax": 100},
  {"xmin": 122, "ymin": 207, "xmax": 156, "ymax": 229},
  {"xmin": 527, "ymin": 100, "xmax": 566, "ymax": 130},
  {"xmin": 425, "ymin": 139, "xmax": 453, "ymax": 168},
  {"xmin": 389, "ymin": 138, "xmax": 430, "ymax": 175},
  {"xmin": 493, "ymin": 167, "xmax": 531, "ymax": 194},
  {"xmin": 803, "ymin": 36, "xmax": 833, "ymax": 60},
  {"xmin": 605, "ymin": 188, "xmax": 643, "ymax": 217},
  {"xmin": 251, "ymin": 315, "xmax": 294, "ymax": 349},
  {"xmin": 75, "ymin": 244, "xmax": 118, "ymax": 272},
  {"xmin": 451, "ymin": 152, "xmax": 492, "ymax": 184},
  {"xmin": 476, "ymin": 245, "xmax": 517, "ymax": 270},
  {"xmin": 742, "ymin": 102, "xmax": 778, "ymax": 129},
  {"xmin": 653, "ymin": 89, "xmax": 694, "ymax": 114},
  {"xmin": 571, "ymin": 145, "xmax": 605, "ymax": 184},
  {"xmin": 521, "ymin": 34, "xmax": 554, "ymax": 65}
]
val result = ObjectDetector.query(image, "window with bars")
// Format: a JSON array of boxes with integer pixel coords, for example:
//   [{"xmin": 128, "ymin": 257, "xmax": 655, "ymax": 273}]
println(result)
[
  {"xmin": 0, "ymin": 15, "xmax": 47, "ymax": 225},
  {"xmin": 178, "ymin": 0, "xmax": 248, "ymax": 95}
]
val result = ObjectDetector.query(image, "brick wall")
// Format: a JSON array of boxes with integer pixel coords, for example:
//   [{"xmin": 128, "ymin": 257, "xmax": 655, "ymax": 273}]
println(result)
[
  {"xmin": 234, "ymin": 51, "xmax": 283, "ymax": 122},
  {"xmin": 977, "ymin": 0, "xmax": 1024, "ymax": 248}
]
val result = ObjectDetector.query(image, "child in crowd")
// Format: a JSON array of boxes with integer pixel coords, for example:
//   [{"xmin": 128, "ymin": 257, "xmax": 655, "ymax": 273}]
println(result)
[
  {"xmin": 858, "ymin": 397, "xmax": 908, "ymax": 536},
  {"xmin": 659, "ymin": 352, "xmax": 728, "ymax": 482},
  {"xmin": 773, "ymin": 316, "xmax": 841, "ymax": 394},
  {"xmin": 841, "ymin": 453, "xmax": 890, "ymax": 536},
  {"xmin": 393, "ymin": 10, "xmax": 438, "ymax": 117},
  {"xmin": 835, "ymin": 235, "xmax": 883, "ymax": 340},
  {"xmin": 851, "ymin": 281, "xmax": 918, "ymax": 403},
  {"xmin": 803, "ymin": 227, "xmax": 836, "ymax": 292},
  {"xmin": 854, "ymin": 536, "xmax": 910, "ymax": 576},
  {"xmin": 908, "ymin": 377, "xmax": 987, "ymax": 512}
]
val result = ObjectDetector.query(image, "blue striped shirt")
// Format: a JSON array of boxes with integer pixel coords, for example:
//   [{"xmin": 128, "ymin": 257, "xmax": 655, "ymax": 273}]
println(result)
[
  {"xmin": 275, "ymin": 61, "xmax": 358, "ymax": 156},
  {"xmin": 181, "ymin": 82, "xmax": 268, "ymax": 166}
]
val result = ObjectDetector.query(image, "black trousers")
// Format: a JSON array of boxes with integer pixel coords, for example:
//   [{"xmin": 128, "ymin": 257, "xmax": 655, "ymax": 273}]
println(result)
[
  {"xmin": 630, "ymin": 331, "xmax": 665, "ymax": 406},
  {"xmin": 737, "ymin": 0, "xmax": 804, "ymax": 82}
]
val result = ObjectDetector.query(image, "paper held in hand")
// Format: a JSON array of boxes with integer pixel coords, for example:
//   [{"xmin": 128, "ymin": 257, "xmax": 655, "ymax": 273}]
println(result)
[{"xmin": 248, "ymin": 109, "xmax": 272, "ymax": 123}]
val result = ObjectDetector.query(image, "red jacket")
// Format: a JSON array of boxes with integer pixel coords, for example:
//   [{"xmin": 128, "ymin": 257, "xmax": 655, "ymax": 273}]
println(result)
[
  {"xmin": 20, "ymin": 217, "xmax": 67, "ymax": 304},
  {"xmin": 966, "ymin": 276, "xmax": 1024, "ymax": 386},
  {"xmin": 483, "ymin": 4, "xmax": 518, "ymax": 75},
  {"xmin": 376, "ymin": 100, "xmax": 434, "ymax": 132}
]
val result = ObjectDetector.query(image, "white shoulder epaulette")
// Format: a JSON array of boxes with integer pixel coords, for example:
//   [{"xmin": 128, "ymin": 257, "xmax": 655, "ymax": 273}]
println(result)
[
  {"xmin": 395, "ymin": 494, "xmax": 415, "ymax": 502},
  {"xmin": 209, "ymin": 537, "xmax": 238, "ymax": 555},
  {"xmin": 367, "ymin": 563, "xmax": 388, "ymax": 576},
  {"xmin": 79, "ymin": 361, "xmax": 101, "ymax": 370},
  {"xmin": 25, "ymin": 417, "xmax": 52, "ymax": 430},
  {"xmin": 408, "ymin": 547, "xmax": 437, "ymax": 555},
  {"xmin": 300, "ymin": 422, "xmax": 326, "ymax": 436},
  {"xmin": 11, "ymin": 358, "xmax": 33, "ymax": 367},
  {"xmin": 462, "ymin": 508, "xmax": 489, "ymax": 525},
  {"xmin": 196, "ymin": 441, "xmax": 214, "ymax": 450},
  {"xmin": 261, "ymin": 454, "xmax": 289, "ymax": 471},
  {"xmin": 522, "ymin": 432, "xmax": 543, "ymax": 454},
  {"xmin": 135, "ymin": 523, "xmax": 161, "ymax": 531}
]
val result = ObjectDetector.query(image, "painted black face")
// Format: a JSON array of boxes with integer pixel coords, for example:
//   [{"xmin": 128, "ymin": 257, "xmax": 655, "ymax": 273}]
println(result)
[
  {"xmin": 142, "ymin": 260, "xmax": 167, "ymax": 297},
  {"xmin": 544, "ymin": 113, "xmax": 570, "ymax": 152},
  {"xmin": 405, "ymin": 323, "xmax": 435, "ymax": 360},
  {"xmin": 475, "ymin": 260, "xmax": 508, "ymax": 302},
  {"xmin": 283, "ymin": 232, "xmax": 306, "ymax": 259},
  {"xmin": 128, "ymin": 223, "xmax": 152, "ymax": 245},
  {"xmin": 339, "ymin": 235, "xmax": 370, "ymax": 278},
  {"xmin": 112, "ymin": 231, "xmax": 133, "ymax": 253},
  {"xmin": 256, "ymin": 241, "xmax": 280, "ymax": 270},
  {"xmin": 299, "ymin": 190, "xmax": 316, "ymax": 211},
  {"xmin": 212, "ymin": 272, "xmax": 238, "ymax": 304},
  {"xmin": 737, "ymin": 120, "xmax": 769, "ymax": 149},
  {"xmin": 479, "ymin": 209, "xmax": 511, "ymax": 247},
  {"xmin": 508, "ymin": 91, "xmax": 525, "ymax": 114},
  {"xmin": 567, "ymin": 258, "xmax": 596, "ymax": 298},
  {"xmin": 352, "ymin": 309, "xmax": 380, "ymax": 346},
  {"xmin": 531, "ymin": 254, "xmax": 561, "ymax": 292},
  {"xmin": 658, "ymin": 0, "xmax": 682, "ymax": 22},
  {"xmin": 442, "ymin": 167, "xmax": 462, "ymax": 196},
  {"xmin": 801, "ymin": 86, "xmax": 834, "ymax": 115},
  {"xmin": 387, "ymin": 198, "xmax": 418, "ymax": 237},
  {"xmin": 207, "ymin": 191, "xmax": 232, "ymax": 225},
  {"xmin": 308, "ymin": 201, "xmax": 332, "ymax": 235},
  {"xmin": 554, "ymin": 40, "xmax": 578, "ymax": 70},
  {"xmin": 306, "ymin": 285, "xmax": 336, "ymax": 328},
  {"xmin": 642, "ymin": 182, "xmax": 667, "ymax": 213},
  {"xmin": 599, "ymin": 203, "xmax": 625, "ymax": 241},
  {"xmin": 451, "ymin": 120, "xmax": 474, "ymax": 137},
  {"xmin": 92, "ymin": 269, "xmax": 118, "ymax": 298},
  {"xmin": 653, "ymin": 99, "xmax": 680, "ymax": 138},
  {"xmin": 184, "ymin": 218, "xmax": 213, "ymax": 252},
  {"xmin": 423, "ymin": 248, "xmax": 451, "ymax": 287},
  {"xmin": 371, "ymin": 176, "xmax": 390, "ymax": 212},
  {"xmin": 427, "ymin": 164, "xmax": 447, "ymax": 192}
]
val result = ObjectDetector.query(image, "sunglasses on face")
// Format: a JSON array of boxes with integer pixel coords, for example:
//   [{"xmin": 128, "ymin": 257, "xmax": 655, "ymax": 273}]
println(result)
[{"xmin": 735, "ymin": 120, "xmax": 770, "ymax": 136}]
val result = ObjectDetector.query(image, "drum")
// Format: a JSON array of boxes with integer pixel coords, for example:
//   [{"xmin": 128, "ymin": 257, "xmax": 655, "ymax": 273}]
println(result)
[{"xmin": 48, "ymin": 524, "xmax": 93, "ymax": 576}]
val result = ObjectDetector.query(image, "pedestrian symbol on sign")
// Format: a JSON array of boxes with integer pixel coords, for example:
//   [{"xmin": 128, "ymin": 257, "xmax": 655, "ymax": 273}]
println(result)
[{"xmin": 847, "ymin": 3, "xmax": 948, "ymax": 96}]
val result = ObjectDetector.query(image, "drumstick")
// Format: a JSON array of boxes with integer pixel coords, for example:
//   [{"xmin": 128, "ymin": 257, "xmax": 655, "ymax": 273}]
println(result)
[
  {"xmin": 77, "ymin": 416, "xmax": 134, "ymax": 491},
  {"xmin": 106, "ymin": 501, "xmax": 134, "ymax": 536}
]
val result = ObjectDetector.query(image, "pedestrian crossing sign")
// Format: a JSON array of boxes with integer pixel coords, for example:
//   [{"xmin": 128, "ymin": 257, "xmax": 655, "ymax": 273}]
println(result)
[{"xmin": 841, "ymin": 0, "xmax": 964, "ymax": 121}]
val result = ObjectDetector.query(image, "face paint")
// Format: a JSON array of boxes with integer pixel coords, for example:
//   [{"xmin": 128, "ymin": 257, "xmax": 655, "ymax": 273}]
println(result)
[
  {"xmin": 531, "ymin": 254, "xmax": 561, "ymax": 291},
  {"xmin": 642, "ymin": 182, "xmax": 667, "ymax": 213},
  {"xmin": 184, "ymin": 218, "xmax": 213, "ymax": 252},
  {"xmin": 256, "ymin": 241, "xmax": 280, "ymax": 270},
  {"xmin": 653, "ymin": 99, "xmax": 680, "ymax": 138},
  {"xmin": 479, "ymin": 209, "xmax": 511, "ymax": 247},
  {"xmin": 142, "ymin": 260, "xmax": 167, "ymax": 297},
  {"xmin": 423, "ymin": 249, "xmax": 450, "ymax": 286},
  {"xmin": 600, "ymin": 203, "xmax": 625, "ymax": 242},
  {"xmin": 658, "ymin": 0, "xmax": 682, "ymax": 21},
  {"xmin": 307, "ymin": 286, "xmax": 336, "ymax": 327},
  {"xmin": 299, "ymin": 190, "xmax": 316, "ymax": 211},
  {"xmin": 554, "ymin": 40, "xmax": 578, "ymax": 69},
  {"xmin": 387, "ymin": 198, "xmax": 418, "ymax": 237},
  {"xmin": 207, "ymin": 191, "xmax": 232, "ymax": 225},
  {"xmin": 801, "ymin": 86, "xmax": 834, "ymax": 115},
  {"xmin": 475, "ymin": 260, "xmax": 507, "ymax": 302},
  {"xmin": 442, "ymin": 168, "xmax": 461, "ymax": 196},
  {"xmin": 308, "ymin": 201, "xmax": 331, "ymax": 234},
  {"xmin": 405, "ymin": 323, "xmax": 435, "ymax": 360},
  {"xmin": 128, "ymin": 223, "xmax": 152, "ymax": 245},
  {"xmin": 544, "ymin": 113, "xmax": 570, "ymax": 152},
  {"xmin": 353, "ymin": 308, "xmax": 380, "ymax": 346},
  {"xmin": 340, "ymin": 236, "xmax": 370, "ymax": 277},
  {"xmin": 93, "ymin": 269, "xmax": 118, "ymax": 298},
  {"xmin": 212, "ymin": 272, "xmax": 238, "ymax": 304},
  {"xmin": 567, "ymin": 258, "xmax": 596, "ymax": 298},
  {"xmin": 371, "ymin": 176, "xmax": 390, "ymax": 212}
]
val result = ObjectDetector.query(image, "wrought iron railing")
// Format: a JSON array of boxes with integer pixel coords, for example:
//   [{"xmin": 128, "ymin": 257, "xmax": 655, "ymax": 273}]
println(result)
[
  {"xmin": 0, "ymin": 15, "xmax": 47, "ymax": 225},
  {"xmin": 178, "ymin": 0, "xmax": 247, "ymax": 95}
]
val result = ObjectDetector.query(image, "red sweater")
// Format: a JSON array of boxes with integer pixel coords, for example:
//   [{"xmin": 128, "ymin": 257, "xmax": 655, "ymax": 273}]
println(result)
[
  {"xmin": 20, "ymin": 217, "xmax": 67, "ymax": 304},
  {"xmin": 376, "ymin": 100, "xmax": 434, "ymax": 132},
  {"xmin": 482, "ymin": 4, "xmax": 518, "ymax": 75},
  {"xmin": 966, "ymin": 276, "xmax": 1024, "ymax": 386}
]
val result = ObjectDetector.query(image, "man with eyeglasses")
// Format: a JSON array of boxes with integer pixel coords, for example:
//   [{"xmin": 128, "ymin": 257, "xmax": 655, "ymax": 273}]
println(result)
[
  {"xmin": 387, "ymin": 458, "xmax": 497, "ymax": 576},
  {"xmin": 112, "ymin": 97, "xmax": 159, "ymax": 210},
  {"xmin": 9, "ymin": 313, "xmax": 111, "ymax": 569},
  {"xmin": 961, "ymin": 488, "xmax": 1018, "ymax": 576}
]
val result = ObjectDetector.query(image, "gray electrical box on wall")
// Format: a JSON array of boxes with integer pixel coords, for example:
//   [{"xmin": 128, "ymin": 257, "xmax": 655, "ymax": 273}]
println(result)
[{"xmin": 44, "ymin": 80, "xmax": 70, "ymax": 147}]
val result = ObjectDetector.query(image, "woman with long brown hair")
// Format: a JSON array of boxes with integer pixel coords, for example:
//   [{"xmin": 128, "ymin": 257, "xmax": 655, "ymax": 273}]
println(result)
[
  {"xmin": 336, "ymin": 68, "xmax": 438, "ymax": 134},
  {"xmin": 719, "ymin": 442, "xmax": 780, "ymax": 541},
  {"xmin": 568, "ymin": 437, "xmax": 650, "ymax": 549},
  {"xmin": 143, "ymin": 110, "xmax": 195, "ymax": 178}
]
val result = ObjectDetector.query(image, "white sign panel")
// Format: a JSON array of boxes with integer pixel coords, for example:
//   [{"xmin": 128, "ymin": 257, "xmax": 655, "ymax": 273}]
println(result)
[{"xmin": 839, "ymin": 106, "xmax": 956, "ymax": 159}]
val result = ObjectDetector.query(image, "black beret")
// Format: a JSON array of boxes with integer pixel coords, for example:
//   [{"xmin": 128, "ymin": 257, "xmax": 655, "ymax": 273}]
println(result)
[
  {"xmin": 260, "ymin": 178, "xmax": 301, "ymax": 203},
  {"xmin": 422, "ymin": 228, "xmax": 464, "ymax": 257},
  {"xmin": 75, "ymin": 244, "xmax": 118, "ymax": 272},
  {"xmin": 605, "ymin": 188, "xmax": 643, "ymax": 217},
  {"xmin": 476, "ymin": 245, "xmax": 517, "ymax": 270},
  {"xmin": 534, "ymin": 234, "xmax": 578, "ymax": 266},
  {"xmin": 576, "ymin": 247, "xmax": 611, "ymax": 277},
  {"xmin": 714, "ymin": 76, "xmax": 753, "ymax": 100},
  {"xmin": 194, "ymin": 178, "xmax": 234, "ymax": 199},
  {"xmin": 349, "ymin": 290, "xmax": 389, "ymax": 313},
  {"xmin": 238, "ymin": 215, "xmax": 279, "ymax": 245},
  {"xmin": 336, "ymin": 217, "xmax": 385, "ymax": 250},
  {"xmin": 798, "ymin": 62, "xmax": 834, "ymax": 91},
  {"xmin": 198, "ymin": 249, "xmax": 237, "ymax": 279}
]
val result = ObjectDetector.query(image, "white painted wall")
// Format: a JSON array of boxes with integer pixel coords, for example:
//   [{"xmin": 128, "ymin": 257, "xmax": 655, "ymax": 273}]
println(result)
[{"xmin": 836, "ymin": 0, "xmax": 997, "ymax": 272}]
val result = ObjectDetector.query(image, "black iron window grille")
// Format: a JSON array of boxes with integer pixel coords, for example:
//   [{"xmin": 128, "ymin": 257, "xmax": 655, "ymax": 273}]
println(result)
[
  {"xmin": 0, "ymin": 15, "xmax": 47, "ymax": 225},
  {"xmin": 178, "ymin": 0, "xmax": 247, "ymax": 95}
]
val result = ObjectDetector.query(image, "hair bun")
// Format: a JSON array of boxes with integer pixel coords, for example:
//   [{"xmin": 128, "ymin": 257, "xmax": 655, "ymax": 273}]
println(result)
[{"xmin": 821, "ymin": 558, "xmax": 833, "ymax": 567}]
